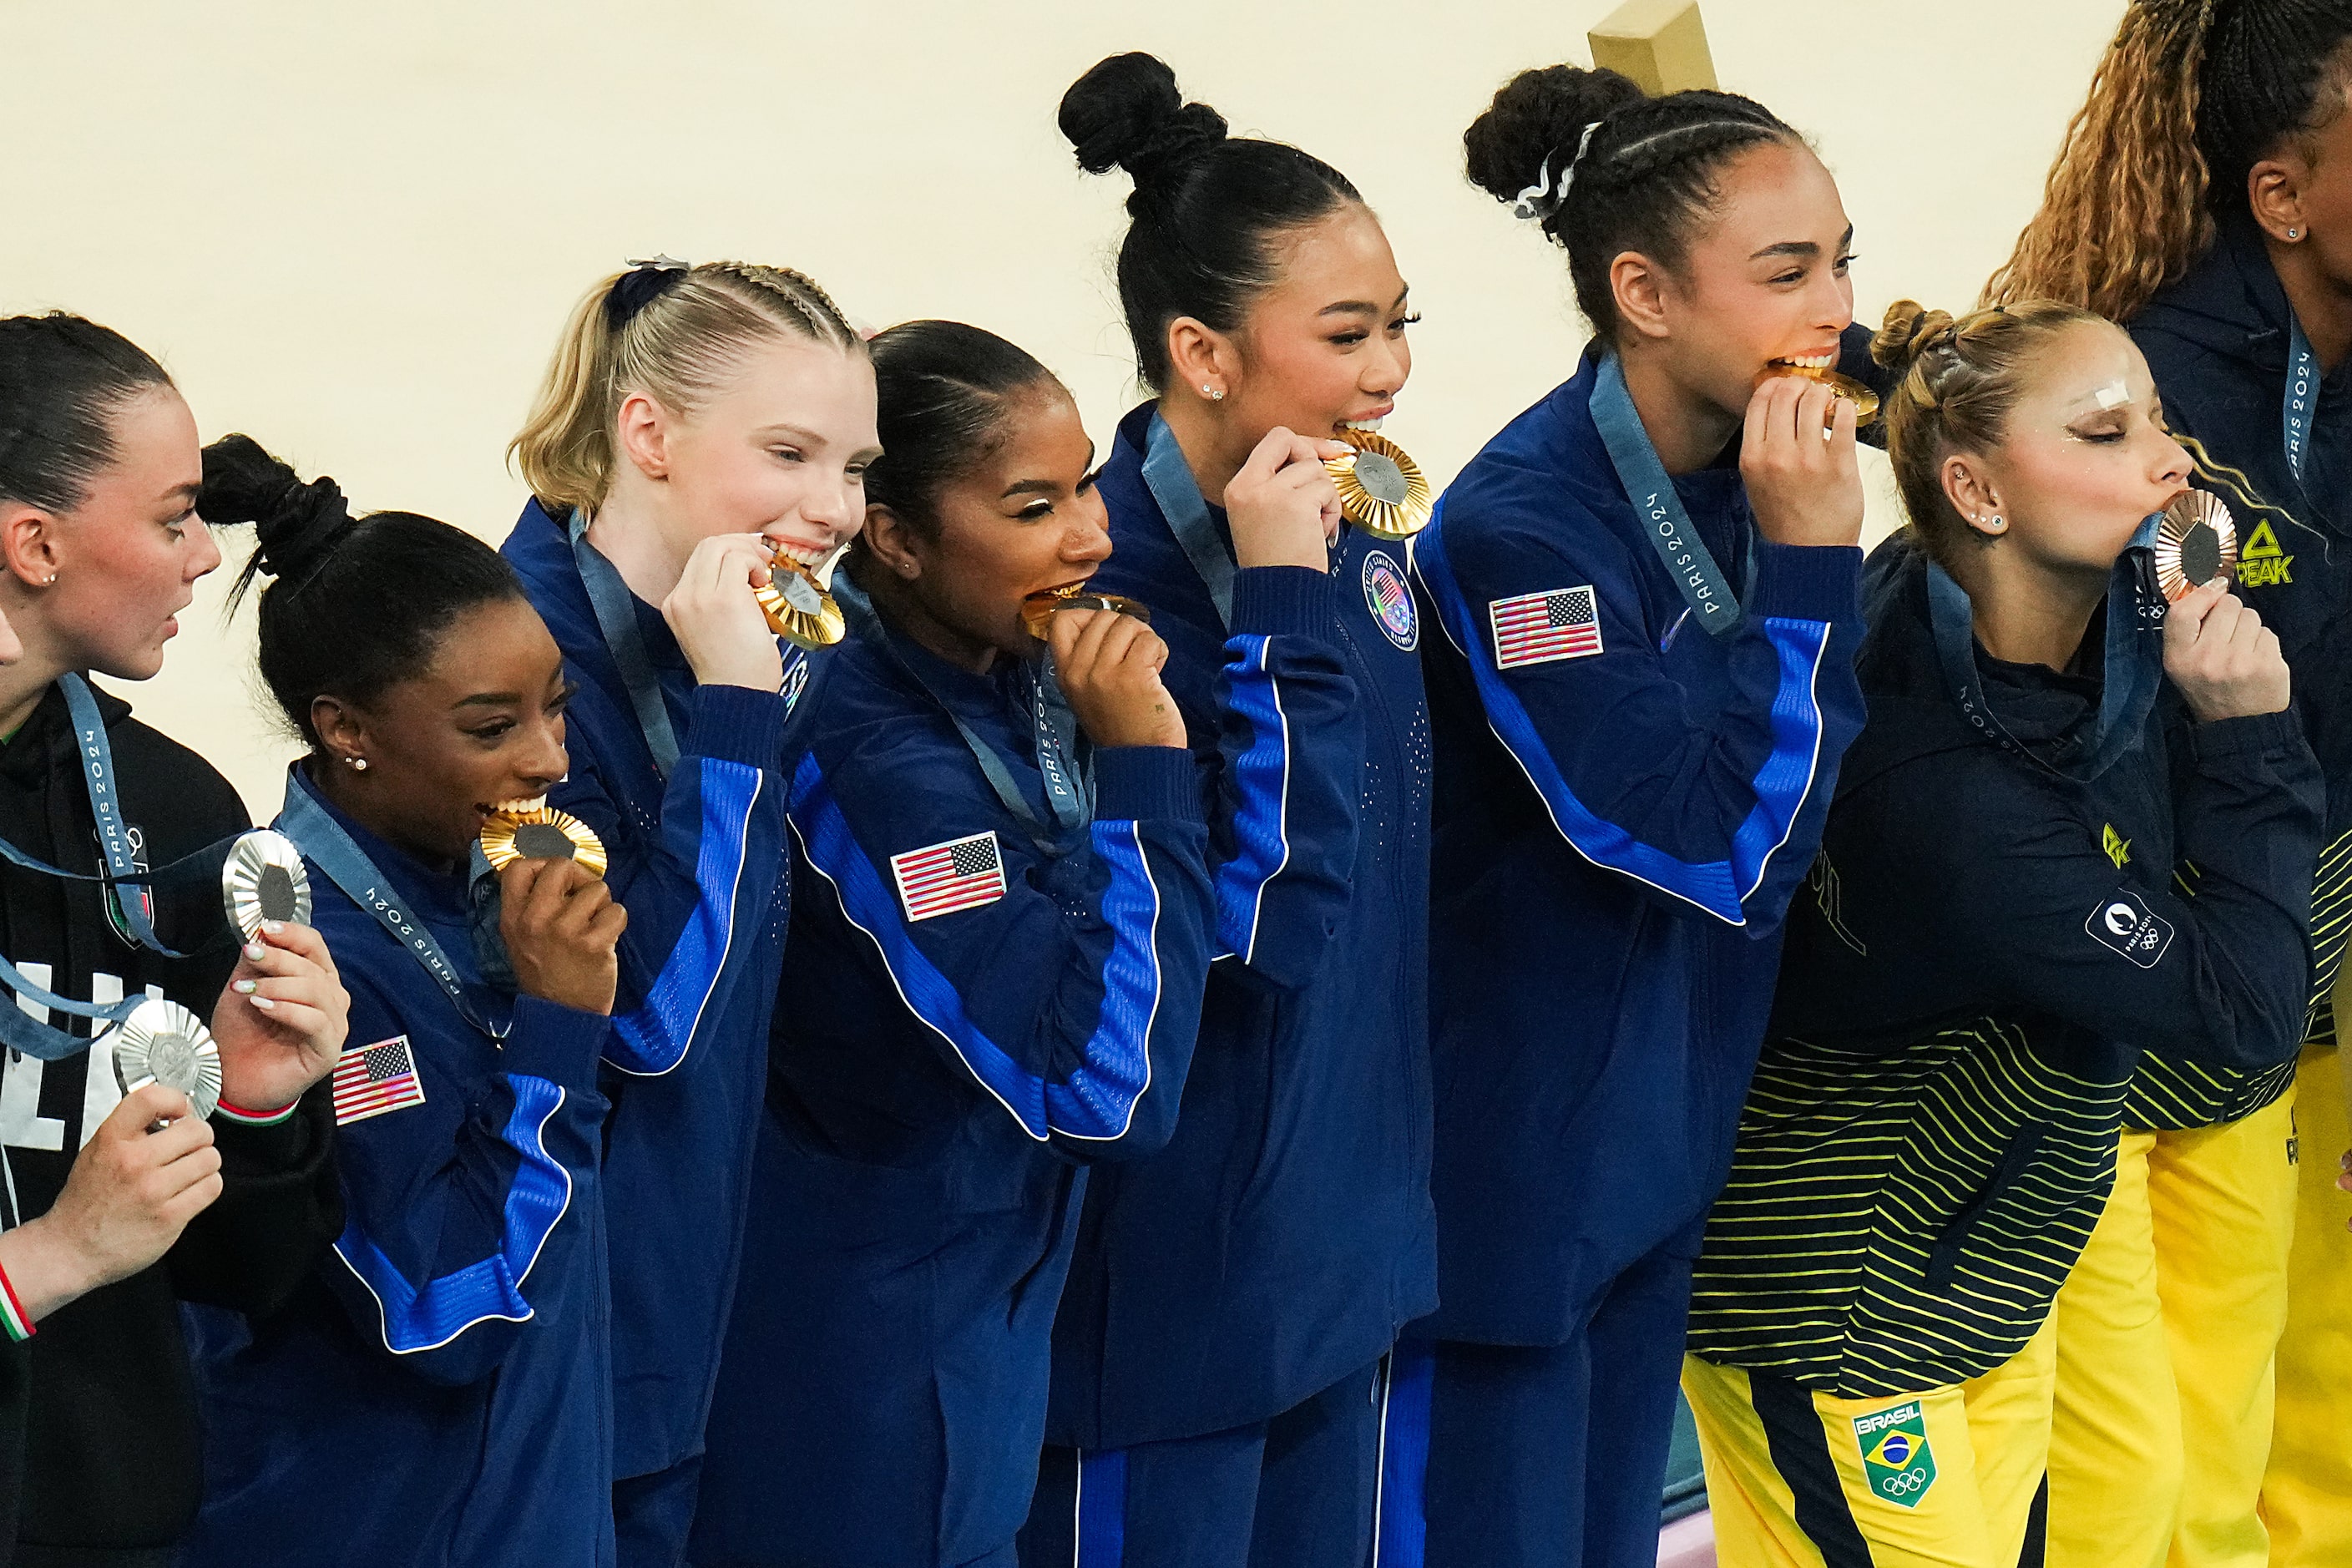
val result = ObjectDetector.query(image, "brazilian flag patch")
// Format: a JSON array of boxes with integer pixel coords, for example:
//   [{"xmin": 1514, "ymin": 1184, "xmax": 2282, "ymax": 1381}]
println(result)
[{"xmin": 1853, "ymin": 1399, "xmax": 1937, "ymax": 1508}]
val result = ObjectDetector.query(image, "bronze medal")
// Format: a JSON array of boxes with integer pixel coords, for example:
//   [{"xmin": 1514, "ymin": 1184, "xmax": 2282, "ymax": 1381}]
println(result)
[
  {"xmin": 1325, "ymin": 428, "xmax": 1434, "ymax": 539},
  {"xmin": 479, "ymin": 800, "xmax": 609, "ymax": 879},
  {"xmin": 2154, "ymin": 490, "xmax": 2239, "ymax": 604}
]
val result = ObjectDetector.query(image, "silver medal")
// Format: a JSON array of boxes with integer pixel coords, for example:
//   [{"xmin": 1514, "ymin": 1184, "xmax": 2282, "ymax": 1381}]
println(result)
[
  {"xmin": 222, "ymin": 829, "xmax": 312, "ymax": 940},
  {"xmin": 112, "ymin": 998, "xmax": 223, "ymax": 1120}
]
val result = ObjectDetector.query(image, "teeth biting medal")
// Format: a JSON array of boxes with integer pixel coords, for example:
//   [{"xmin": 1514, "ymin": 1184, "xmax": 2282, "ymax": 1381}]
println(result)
[
  {"xmin": 1324, "ymin": 425, "xmax": 1434, "ymax": 539},
  {"xmin": 1019, "ymin": 581, "xmax": 1153, "ymax": 640},
  {"xmin": 1762, "ymin": 357, "xmax": 1880, "ymax": 426},
  {"xmin": 753, "ymin": 544, "xmax": 847, "ymax": 650},
  {"xmin": 479, "ymin": 798, "xmax": 609, "ymax": 878},
  {"xmin": 2153, "ymin": 489, "xmax": 2239, "ymax": 604}
]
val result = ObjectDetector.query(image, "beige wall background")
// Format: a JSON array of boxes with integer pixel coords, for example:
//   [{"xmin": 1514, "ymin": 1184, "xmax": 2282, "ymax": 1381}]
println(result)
[{"xmin": 3, "ymin": 0, "xmax": 2126, "ymax": 817}]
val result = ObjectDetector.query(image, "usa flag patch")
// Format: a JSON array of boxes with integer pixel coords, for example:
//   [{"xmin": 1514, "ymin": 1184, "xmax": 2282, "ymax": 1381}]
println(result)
[
  {"xmin": 1490, "ymin": 585, "xmax": 1604, "ymax": 669},
  {"xmin": 333, "ymin": 1035, "xmax": 427, "ymax": 1125},
  {"xmin": 891, "ymin": 831, "xmax": 1006, "ymax": 922}
]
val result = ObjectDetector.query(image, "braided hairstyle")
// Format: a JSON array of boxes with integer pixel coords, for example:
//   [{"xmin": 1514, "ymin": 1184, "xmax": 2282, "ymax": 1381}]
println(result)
[
  {"xmin": 1988, "ymin": 0, "xmax": 2352, "ymax": 320},
  {"xmin": 511, "ymin": 260, "xmax": 866, "ymax": 516},
  {"xmin": 203, "ymin": 434, "xmax": 524, "ymax": 749},
  {"xmin": 1464, "ymin": 64, "xmax": 1798, "ymax": 341},
  {"xmin": 1061, "ymin": 53, "xmax": 1363, "ymax": 391},
  {"xmin": 860, "ymin": 321, "xmax": 1060, "ymax": 545},
  {"xmin": 1869, "ymin": 299, "xmax": 2106, "ymax": 565},
  {"xmin": 0, "ymin": 312, "xmax": 175, "ymax": 514}
]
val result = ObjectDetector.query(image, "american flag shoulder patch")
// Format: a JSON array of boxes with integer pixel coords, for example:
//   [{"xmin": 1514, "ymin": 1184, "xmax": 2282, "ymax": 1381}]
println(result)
[
  {"xmin": 890, "ymin": 830, "xmax": 1007, "ymax": 923},
  {"xmin": 1490, "ymin": 584, "xmax": 1604, "ymax": 669},
  {"xmin": 333, "ymin": 1034, "xmax": 427, "ymax": 1125}
]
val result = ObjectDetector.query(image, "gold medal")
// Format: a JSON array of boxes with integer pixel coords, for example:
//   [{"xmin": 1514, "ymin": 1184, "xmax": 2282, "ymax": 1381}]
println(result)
[
  {"xmin": 1324, "ymin": 428, "xmax": 1434, "ymax": 539},
  {"xmin": 113, "ymin": 998, "xmax": 222, "ymax": 1121},
  {"xmin": 479, "ymin": 799, "xmax": 609, "ymax": 878},
  {"xmin": 753, "ymin": 554, "xmax": 847, "ymax": 650},
  {"xmin": 1019, "ymin": 582, "xmax": 1154, "ymax": 640},
  {"xmin": 1761, "ymin": 361, "xmax": 1881, "ymax": 426},
  {"xmin": 221, "ymin": 828, "xmax": 312, "ymax": 941},
  {"xmin": 2154, "ymin": 489, "xmax": 2238, "ymax": 604}
]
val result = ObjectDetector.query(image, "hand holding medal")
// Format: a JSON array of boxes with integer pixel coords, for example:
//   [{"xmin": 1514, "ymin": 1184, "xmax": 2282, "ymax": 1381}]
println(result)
[
  {"xmin": 1323, "ymin": 427, "xmax": 1434, "ymax": 539},
  {"xmin": 752, "ymin": 543, "xmax": 848, "ymax": 650},
  {"xmin": 2160, "ymin": 493, "xmax": 2289, "ymax": 725},
  {"xmin": 2152, "ymin": 489, "xmax": 2238, "ymax": 603},
  {"xmin": 1044, "ymin": 595, "xmax": 1185, "ymax": 751}
]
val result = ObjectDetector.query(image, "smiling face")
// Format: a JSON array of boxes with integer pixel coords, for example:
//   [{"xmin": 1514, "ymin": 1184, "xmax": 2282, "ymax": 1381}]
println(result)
[
  {"xmin": 1949, "ymin": 320, "xmax": 2193, "ymax": 580},
  {"xmin": 314, "ymin": 595, "xmax": 573, "ymax": 870},
  {"xmin": 33, "ymin": 387, "xmax": 220, "ymax": 680},
  {"xmin": 622, "ymin": 333, "xmax": 882, "ymax": 570},
  {"xmin": 866, "ymin": 383, "xmax": 1110, "ymax": 665},
  {"xmin": 1198, "ymin": 201, "xmax": 1415, "ymax": 442},
  {"xmin": 1631, "ymin": 140, "xmax": 1857, "ymax": 420}
]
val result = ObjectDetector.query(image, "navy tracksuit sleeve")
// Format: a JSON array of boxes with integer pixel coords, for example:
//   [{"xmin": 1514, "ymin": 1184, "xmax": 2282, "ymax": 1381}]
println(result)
[
  {"xmin": 1207, "ymin": 566, "xmax": 1362, "ymax": 983},
  {"xmin": 787, "ymin": 743, "xmax": 1215, "ymax": 1159},
  {"xmin": 321, "ymin": 977, "xmax": 609, "ymax": 1387},
  {"xmin": 1910, "ymin": 710, "xmax": 2323, "ymax": 1070},
  {"xmin": 1415, "ymin": 498, "xmax": 1866, "ymax": 928},
  {"xmin": 549, "ymin": 680, "xmax": 791, "ymax": 1077}
]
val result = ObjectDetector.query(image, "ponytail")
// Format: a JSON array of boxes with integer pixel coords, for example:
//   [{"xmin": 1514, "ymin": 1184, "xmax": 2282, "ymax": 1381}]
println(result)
[
  {"xmin": 1989, "ymin": 0, "xmax": 2352, "ymax": 321},
  {"xmin": 510, "ymin": 260, "xmax": 864, "ymax": 516}
]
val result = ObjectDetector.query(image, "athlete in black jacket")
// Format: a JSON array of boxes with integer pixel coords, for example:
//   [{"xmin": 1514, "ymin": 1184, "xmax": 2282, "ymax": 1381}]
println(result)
[{"xmin": 0, "ymin": 314, "xmax": 348, "ymax": 1567}]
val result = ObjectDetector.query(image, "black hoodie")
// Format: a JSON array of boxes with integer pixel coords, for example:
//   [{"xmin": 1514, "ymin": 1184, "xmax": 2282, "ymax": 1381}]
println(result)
[
  {"xmin": 0, "ymin": 683, "xmax": 337, "ymax": 1563},
  {"xmin": 1687, "ymin": 534, "xmax": 2323, "ymax": 1395},
  {"xmin": 2132, "ymin": 216, "xmax": 2352, "ymax": 1125}
]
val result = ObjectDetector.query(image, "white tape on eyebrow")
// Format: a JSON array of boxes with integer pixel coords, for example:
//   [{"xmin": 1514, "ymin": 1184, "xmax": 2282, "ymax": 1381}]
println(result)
[{"xmin": 2092, "ymin": 381, "xmax": 2128, "ymax": 409}]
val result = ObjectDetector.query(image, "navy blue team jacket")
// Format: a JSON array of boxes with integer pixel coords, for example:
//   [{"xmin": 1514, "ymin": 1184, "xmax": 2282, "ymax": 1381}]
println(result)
[
  {"xmin": 185, "ymin": 771, "xmax": 618, "ymax": 1568},
  {"xmin": 503, "ymin": 501, "xmax": 798, "ymax": 1479},
  {"xmin": 690, "ymin": 613, "xmax": 1216, "ymax": 1567},
  {"xmin": 1044, "ymin": 403, "xmax": 1437, "ymax": 1449},
  {"xmin": 1409, "ymin": 352, "xmax": 1868, "ymax": 1344},
  {"xmin": 2132, "ymin": 216, "xmax": 2352, "ymax": 1091}
]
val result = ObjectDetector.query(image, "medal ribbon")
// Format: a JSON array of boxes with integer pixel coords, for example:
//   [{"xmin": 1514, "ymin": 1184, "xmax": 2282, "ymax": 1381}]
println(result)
[
  {"xmin": 277, "ymin": 776, "xmax": 510, "ymax": 1039},
  {"xmin": 1141, "ymin": 412, "xmax": 1239, "ymax": 632},
  {"xmin": 1925, "ymin": 513, "xmax": 2165, "ymax": 782},
  {"xmin": 1590, "ymin": 352, "xmax": 1745, "ymax": 637},
  {"xmin": 2284, "ymin": 316, "xmax": 2319, "ymax": 484},
  {"xmin": 569, "ymin": 512, "xmax": 683, "ymax": 779},
  {"xmin": 835, "ymin": 579, "xmax": 1093, "ymax": 852}
]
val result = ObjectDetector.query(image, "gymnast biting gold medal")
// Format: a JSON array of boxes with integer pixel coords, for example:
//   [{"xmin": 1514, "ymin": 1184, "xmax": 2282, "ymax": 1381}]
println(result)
[
  {"xmin": 479, "ymin": 798, "xmax": 609, "ymax": 878},
  {"xmin": 751, "ymin": 545, "xmax": 848, "ymax": 650},
  {"xmin": 1323, "ymin": 427, "xmax": 1434, "ymax": 539},
  {"xmin": 2153, "ymin": 489, "xmax": 2240, "ymax": 604},
  {"xmin": 1760, "ymin": 355, "xmax": 1881, "ymax": 426},
  {"xmin": 1020, "ymin": 581, "xmax": 1154, "ymax": 641}
]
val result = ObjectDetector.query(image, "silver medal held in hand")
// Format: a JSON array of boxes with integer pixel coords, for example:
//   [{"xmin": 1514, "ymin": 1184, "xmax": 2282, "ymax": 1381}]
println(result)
[
  {"xmin": 112, "ymin": 998, "xmax": 223, "ymax": 1121},
  {"xmin": 221, "ymin": 829, "xmax": 313, "ymax": 941}
]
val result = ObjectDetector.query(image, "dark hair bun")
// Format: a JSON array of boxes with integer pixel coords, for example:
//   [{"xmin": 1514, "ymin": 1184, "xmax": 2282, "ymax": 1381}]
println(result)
[
  {"xmin": 200, "ymin": 434, "xmax": 353, "ymax": 590},
  {"xmin": 1871, "ymin": 300, "xmax": 1957, "ymax": 372},
  {"xmin": 1060, "ymin": 52, "xmax": 1228, "ymax": 188},
  {"xmin": 1465, "ymin": 63, "xmax": 1646, "ymax": 210}
]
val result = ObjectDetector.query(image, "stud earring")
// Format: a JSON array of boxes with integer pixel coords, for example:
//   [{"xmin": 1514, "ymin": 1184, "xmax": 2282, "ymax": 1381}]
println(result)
[
  {"xmin": 41, "ymin": 574, "xmax": 55, "ymax": 587},
  {"xmin": 1202, "ymin": 384, "xmax": 1225, "ymax": 402},
  {"xmin": 345, "ymin": 756, "xmax": 368, "ymax": 772},
  {"xmin": 2288, "ymin": 227, "xmax": 2302, "ymax": 240}
]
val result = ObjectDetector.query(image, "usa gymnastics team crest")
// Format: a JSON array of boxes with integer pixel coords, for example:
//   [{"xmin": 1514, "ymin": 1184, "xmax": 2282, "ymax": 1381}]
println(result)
[
  {"xmin": 1362, "ymin": 549, "xmax": 1417, "ymax": 650},
  {"xmin": 1854, "ymin": 1399, "xmax": 1937, "ymax": 1508}
]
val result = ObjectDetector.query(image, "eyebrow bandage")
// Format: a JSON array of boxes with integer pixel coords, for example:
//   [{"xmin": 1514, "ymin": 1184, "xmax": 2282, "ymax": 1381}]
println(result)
[{"xmin": 2092, "ymin": 381, "xmax": 2128, "ymax": 409}]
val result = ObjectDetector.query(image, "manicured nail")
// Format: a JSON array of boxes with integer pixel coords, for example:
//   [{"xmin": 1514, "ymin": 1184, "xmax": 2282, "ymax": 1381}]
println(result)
[
  {"xmin": 248, "ymin": 994, "xmax": 276, "ymax": 1011},
  {"xmin": 261, "ymin": 920, "xmax": 284, "ymax": 935},
  {"xmin": 233, "ymin": 979, "xmax": 257, "ymax": 994},
  {"xmin": 244, "ymin": 940, "xmax": 267, "ymax": 961}
]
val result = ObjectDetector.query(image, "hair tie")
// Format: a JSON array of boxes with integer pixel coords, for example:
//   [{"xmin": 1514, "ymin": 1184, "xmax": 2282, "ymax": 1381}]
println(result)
[
  {"xmin": 604, "ymin": 255, "xmax": 690, "ymax": 331},
  {"xmin": 1512, "ymin": 121, "xmax": 1603, "ymax": 223}
]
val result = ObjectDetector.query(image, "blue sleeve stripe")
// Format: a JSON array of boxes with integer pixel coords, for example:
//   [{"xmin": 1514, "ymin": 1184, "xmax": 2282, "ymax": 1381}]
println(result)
[
  {"xmin": 1414, "ymin": 524, "xmax": 1831, "ymax": 927},
  {"xmin": 604, "ymin": 756, "xmax": 763, "ymax": 1077},
  {"xmin": 787, "ymin": 755, "xmax": 1167, "ymax": 1143},
  {"xmin": 1213, "ymin": 634, "xmax": 1292, "ymax": 964},
  {"xmin": 331, "ymin": 1075, "xmax": 574, "ymax": 1355}
]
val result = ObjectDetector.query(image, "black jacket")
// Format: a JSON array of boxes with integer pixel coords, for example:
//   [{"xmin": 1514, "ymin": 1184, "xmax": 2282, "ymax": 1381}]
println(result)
[
  {"xmin": 2132, "ymin": 218, "xmax": 2352, "ymax": 1123},
  {"xmin": 1687, "ymin": 535, "xmax": 2323, "ymax": 1394},
  {"xmin": 0, "ymin": 684, "xmax": 338, "ymax": 1557}
]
